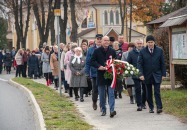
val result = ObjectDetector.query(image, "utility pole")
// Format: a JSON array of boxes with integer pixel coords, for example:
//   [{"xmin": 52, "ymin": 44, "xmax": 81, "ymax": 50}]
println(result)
[{"xmin": 54, "ymin": 8, "xmax": 62, "ymax": 96}]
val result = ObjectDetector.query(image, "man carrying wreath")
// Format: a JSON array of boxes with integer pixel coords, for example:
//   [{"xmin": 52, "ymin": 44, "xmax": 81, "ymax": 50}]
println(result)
[{"xmin": 91, "ymin": 36, "xmax": 116, "ymax": 118}]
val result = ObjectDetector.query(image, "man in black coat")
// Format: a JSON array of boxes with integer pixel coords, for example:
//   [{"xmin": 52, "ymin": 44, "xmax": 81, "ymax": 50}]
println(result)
[
  {"xmin": 91, "ymin": 36, "xmax": 117, "ymax": 118},
  {"xmin": 137, "ymin": 35, "xmax": 166, "ymax": 114},
  {"xmin": 127, "ymin": 39, "xmax": 146, "ymax": 111},
  {"xmin": 28, "ymin": 50, "xmax": 39, "ymax": 79}
]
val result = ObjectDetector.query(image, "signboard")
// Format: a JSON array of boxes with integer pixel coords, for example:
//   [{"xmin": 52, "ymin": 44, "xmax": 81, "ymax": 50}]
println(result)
[
  {"xmin": 54, "ymin": 9, "xmax": 61, "ymax": 16},
  {"xmin": 172, "ymin": 31, "xmax": 187, "ymax": 59}
]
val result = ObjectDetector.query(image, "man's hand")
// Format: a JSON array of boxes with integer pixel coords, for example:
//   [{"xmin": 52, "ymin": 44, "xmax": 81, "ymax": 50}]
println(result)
[
  {"xmin": 162, "ymin": 76, "xmax": 166, "ymax": 80},
  {"xmin": 139, "ymin": 76, "xmax": 145, "ymax": 81},
  {"xmin": 98, "ymin": 66, "xmax": 106, "ymax": 70}
]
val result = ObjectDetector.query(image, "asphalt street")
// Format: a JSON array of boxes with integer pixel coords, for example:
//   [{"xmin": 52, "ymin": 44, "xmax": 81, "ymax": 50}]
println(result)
[{"xmin": 0, "ymin": 71, "xmax": 37, "ymax": 130}]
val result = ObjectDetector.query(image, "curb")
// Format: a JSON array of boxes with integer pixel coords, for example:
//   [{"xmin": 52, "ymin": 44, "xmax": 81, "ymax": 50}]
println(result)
[{"xmin": 9, "ymin": 79, "xmax": 46, "ymax": 130}]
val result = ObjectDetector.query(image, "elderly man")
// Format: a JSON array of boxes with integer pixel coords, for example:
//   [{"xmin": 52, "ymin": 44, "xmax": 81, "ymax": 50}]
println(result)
[
  {"xmin": 91, "ymin": 36, "xmax": 116, "ymax": 118},
  {"xmin": 127, "ymin": 39, "xmax": 146, "ymax": 111},
  {"xmin": 138, "ymin": 35, "xmax": 166, "ymax": 114}
]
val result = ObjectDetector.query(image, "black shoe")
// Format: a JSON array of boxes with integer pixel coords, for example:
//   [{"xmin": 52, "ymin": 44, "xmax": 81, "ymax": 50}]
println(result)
[
  {"xmin": 110, "ymin": 111, "xmax": 116, "ymax": 118},
  {"xmin": 142, "ymin": 105, "xmax": 147, "ymax": 109},
  {"xmin": 137, "ymin": 106, "xmax": 142, "ymax": 111},
  {"xmin": 149, "ymin": 109, "xmax": 154, "ymax": 113},
  {"xmin": 65, "ymin": 90, "xmax": 68, "ymax": 93},
  {"xmin": 93, "ymin": 102, "xmax": 97, "ymax": 110},
  {"xmin": 55, "ymin": 87, "xmax": 58, "ymax": 90},
  {"xmin": 101, "ymin": 111, "xmax": 106, "ymax": 116},
  {"xmin": 80, "ymin": 98, "xmax": 84, "ymax": 102},
  {"xmin": 119, "ymin": 93, "xmax": 122, "ymax": 98},
  {"xmin": 75, "ymin": 98, "xmax": 78, "ymax": 101},
  {"xmin": 157, "ymin": 109, "xmax": 163, "ymax": 114},
  {"xmin": 85, "ymin": 94, "xmax": 88, "ymax": 97},
  {"xmin": 130, "ymin": 96, "xmax": 134, "ymax": 104}
]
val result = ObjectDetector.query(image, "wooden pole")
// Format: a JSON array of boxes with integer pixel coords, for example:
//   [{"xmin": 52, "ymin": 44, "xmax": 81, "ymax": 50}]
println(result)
[{"xmin": 168, "ymin": 27, "xmax": 175, "ymax": 90}]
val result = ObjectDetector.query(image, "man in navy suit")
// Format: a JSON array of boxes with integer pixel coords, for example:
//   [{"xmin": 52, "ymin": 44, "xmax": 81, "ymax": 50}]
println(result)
[{"xmin": 137, "ymin": 35, "xmax": 166, "ymax": 114}]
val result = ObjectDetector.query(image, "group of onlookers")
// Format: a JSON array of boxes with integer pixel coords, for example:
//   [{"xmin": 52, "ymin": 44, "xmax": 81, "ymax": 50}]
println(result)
[{"xmin": 0, "ymin": 34, "xmax": 166, "ymax": 118}]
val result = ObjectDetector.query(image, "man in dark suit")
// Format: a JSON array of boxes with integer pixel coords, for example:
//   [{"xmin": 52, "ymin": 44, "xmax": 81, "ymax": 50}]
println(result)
[
  {"xmin": 127, "ymin": 39, "xmax": 147, "ymax": 111},
  {"xmin": 91, "ymin": 36, "xmax": 117, "ymax": 118},
  {"xmin": 138, "ymin": 35, "xmax": 166, "ymax": 114}
]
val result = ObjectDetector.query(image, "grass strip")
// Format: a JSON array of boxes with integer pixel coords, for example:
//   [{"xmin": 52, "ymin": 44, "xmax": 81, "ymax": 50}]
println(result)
[
  {"xmin": 161, "ymin": 88, "xmax": 187, "ymax": 123},
  {"xmin": 13, "ymin": 77, "xmax": 92, "ymax": 130}
]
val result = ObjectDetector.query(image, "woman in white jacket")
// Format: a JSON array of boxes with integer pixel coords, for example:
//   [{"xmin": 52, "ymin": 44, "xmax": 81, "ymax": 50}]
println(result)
[{"xmin": 15, "ymin": 49, "xmax": 23, "ymax": 77}]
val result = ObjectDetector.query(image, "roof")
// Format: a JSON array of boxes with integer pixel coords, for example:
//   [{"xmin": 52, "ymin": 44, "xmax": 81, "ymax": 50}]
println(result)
[
  {"xmin": 147, "ymin": 6, "xmax": 187, "ymax": 25},
  {"xmin": 77, "ymin": 28, "xmax": 96, "ymax": 38},
  {"xmin": 88, "ymin": 0, "xmax": 118, "ymax": 6},
  {"xmin": 160, "ymin": 14, "xmax": 187, "ymax": 27}
]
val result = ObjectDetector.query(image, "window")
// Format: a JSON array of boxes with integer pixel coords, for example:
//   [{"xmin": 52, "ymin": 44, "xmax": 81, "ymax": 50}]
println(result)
[
  {"xmin": 81, "ymin": 18, "xmax": 87, "ymax": 28},
  {"xmin": 104, "ymin": 10, "xmax": 108, "ymax": 25},
  {"xmin": 110, "ymin": 10, "xmax": 114, "ymax": 25},
  {"xmin": 116, "ymin": 10, "xmax": 119, "ymax": 24},
  {"xmin": 89, "ymin": 11, "xmax": 94, "ymax": 22}
]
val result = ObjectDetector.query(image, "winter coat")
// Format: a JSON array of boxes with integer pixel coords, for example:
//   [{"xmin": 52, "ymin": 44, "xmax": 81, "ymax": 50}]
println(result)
[
  {"xmin": 90, "ymin": 46, "xmax": 116, "ymax": 86},
  {"xmin": 115, "ymin": 49, "xmax": 123, "ymax": 60},
  {"xmin": 121, "ymin": 51, "xmax": 134, "ymax": 85},
  {"xmin": 4, "ymin": 53, "xmax": 12, "ymax": 66},
  {"xmin": 28, "ymin": 55, "xmax": 39, "ymax": 68},
  {"xmin": 85, "ymin": 45, "xmax": 98, "ymax": 78},
  {"xmin": 15, "ymin": 53, "xmax": 23, "ymax": 65},
  {"xmin": 0, "ymin": 52, "xmax": 4, "ymax": 65},
  {"xmin": 60, "ymin": 51, "xmax": 66, "ymax": 70},
  {"xmin": 41, "ymin": 52, "xmax": 51, "ymax": 73},
  {"xmin": 50, "ymin": 52, "xmax": 59, "ymax": 76},
  {"xmin": 137, "ymin": 45, "xmax": 166, "ymax": 84},
  {"xmin": 64, "ymin": 50, "xmax": 74, "ymax": 84},
  {"xmin": 119, "ymin": 42, "xmax": 128, "ymax": 52},
  {"xmin": 70, "ymin": 56, "xmax": 87, "ymax": 88}
]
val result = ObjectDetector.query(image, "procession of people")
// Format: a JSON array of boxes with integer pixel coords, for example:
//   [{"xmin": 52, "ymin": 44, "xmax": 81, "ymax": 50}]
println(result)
[{"xmin": 0, "ymin": 34, "xmax": 166, "ymax": 117}]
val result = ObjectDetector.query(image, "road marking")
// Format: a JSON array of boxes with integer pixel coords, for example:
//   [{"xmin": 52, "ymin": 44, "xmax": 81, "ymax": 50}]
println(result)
[{"xmin": 0, "ymin": 78, "xmax": 8, "ymax": 82}]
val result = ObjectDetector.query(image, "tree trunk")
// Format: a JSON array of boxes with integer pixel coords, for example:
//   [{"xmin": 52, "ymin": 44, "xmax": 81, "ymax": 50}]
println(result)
[
  {"xmin": 119, "ymin": 0, "xmax": 126, "ymax": 35},
  {"xmin": 129, "ymin": 0, "xmax": 132, "ymax": 42},
  {"xmin": 70, "ymin": 0, "xmax": 78, "ymax": 42}
]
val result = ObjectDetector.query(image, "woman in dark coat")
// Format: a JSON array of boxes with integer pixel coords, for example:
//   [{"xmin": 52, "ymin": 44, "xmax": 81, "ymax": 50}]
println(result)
[
  {"xmin": 113, "ymin": 41, "xmax": 123, "ymax": 99},
  {"xmin": 4, "ymin": 49, "xmax": 12, "ymax": 74},
  {"xmin": 70, "ymin": 47, "xmax": 88, "ymax": 102}
]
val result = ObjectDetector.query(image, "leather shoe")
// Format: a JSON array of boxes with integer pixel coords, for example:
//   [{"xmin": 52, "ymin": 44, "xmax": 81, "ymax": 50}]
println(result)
[
  {"xmin": 149, "ymin": 109, "xmax": 154, "ymax": 113},
  {"xmin": 93, "ymin": 102, "xmax": 97, "ymax": 110},
  {"xmin": 142, "ymin": 105, "xmax": 146, "ymax": 109},
  {"xmin": 101, "ymin": 112, "xmax": 106, "ymax": 116},
  {"xmin": 110, "ymin": 111, "xmax": 116, "ymax": 118},
  {"xmin": 157, "ymin": 109, "xmax": 163, "ymax": 114},
  {"xmin": 137, "ymin": 106, "xmax": 142, "ymax": 111}
]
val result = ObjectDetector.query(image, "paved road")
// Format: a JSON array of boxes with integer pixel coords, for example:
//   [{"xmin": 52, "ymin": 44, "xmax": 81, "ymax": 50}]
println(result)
[
  {"xmin": 0, "ymin": 71, "xmax": 37, "ymax": 130},
  {"xmin": 35, "ymin": 78, "xmax": 187, "ymax": 130}
]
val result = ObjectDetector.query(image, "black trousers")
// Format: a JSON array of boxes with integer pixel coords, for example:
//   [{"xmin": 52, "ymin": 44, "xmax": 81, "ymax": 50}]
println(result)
[
  {"xmin": 84, "ymin": 77, "xmax": 92, "ymax": 94},
  {"xmin": 0, "ymin": 65, "xmax": 2, "ymax": 74},
  {"xmin": 146, "ymin": 83, "xmax": 162, "ymax": 110},
  {"xmin": 73, "ymin": 87, "xmax": 84, "ymax": 99},
  {"xmin": 91, "ymin": 77, "xmax": 98, "ymax": 103},
  {"xmin": 44, "ymin": 73, "xmax": 52, "ymax": 82},
  {"xmin": 133, "ymin": 79, "xmax": 147, "ymax": 107},
  {"xmin": 29, "ymin": 67, "xmax": 38, "ymax": 78},
  {"xmin": 22, "ymin": 62, "xmax": 27, "ymax": 77},
  {"xmin": 16, "ymin": 65, "xmax": 23, "ymax": 77},
  {"xmin": 6, "ymin": 66, "xmax": 11, "ymax": 73}
]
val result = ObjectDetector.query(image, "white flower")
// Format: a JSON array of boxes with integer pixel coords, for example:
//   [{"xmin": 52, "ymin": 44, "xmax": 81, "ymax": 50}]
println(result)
[
  {"xmin": 130, "ymin": 71, "xmax": 134, "ymax": 75},
  {"xmin": 126, "ymin": 62, "xmax": 129, "ymax": 66},
  {"xmin": 136, "ymin": 69, "xmax": 139, "ymax": 72},
  {"xmin": 132, "ymin": 68, "xmax": 135, "ymax": 71},
  {"xmin": 125, "ymin": 70, "xmax": 129, "ymax": 74},
  {"xmin": 127, "ymin": 67, "xmax": 130, "ymax": 70},
  {"xmin": 130, "ymin": 65, "xmax": 133, "ymax": 67}
]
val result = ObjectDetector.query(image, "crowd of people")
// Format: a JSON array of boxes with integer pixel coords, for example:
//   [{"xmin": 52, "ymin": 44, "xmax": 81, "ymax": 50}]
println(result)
[{"xmin": 0, "ymin": 34, "xmax": 166, "ymax": 118}]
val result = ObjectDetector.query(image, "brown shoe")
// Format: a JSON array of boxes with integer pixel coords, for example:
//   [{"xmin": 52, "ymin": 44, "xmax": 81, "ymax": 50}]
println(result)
[{"xmin": 93, "ymin": 102, "xmax": 97, "ymax": 110}]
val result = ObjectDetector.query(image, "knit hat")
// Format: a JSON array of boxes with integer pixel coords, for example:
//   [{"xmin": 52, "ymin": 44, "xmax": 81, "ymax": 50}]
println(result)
[{"xmin": 146, "ymin": 35, "xmax": 155, "ymax": 43}]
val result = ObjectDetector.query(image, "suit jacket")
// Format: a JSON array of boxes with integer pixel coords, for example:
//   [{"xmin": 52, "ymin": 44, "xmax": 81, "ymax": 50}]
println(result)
[
  {"xmin": 137, "ymin": 45, "xmax": 166, "ymax": 84},
  {"xmin": 90, "ymin": 46, "xmax": 116, "ymax": 86}
]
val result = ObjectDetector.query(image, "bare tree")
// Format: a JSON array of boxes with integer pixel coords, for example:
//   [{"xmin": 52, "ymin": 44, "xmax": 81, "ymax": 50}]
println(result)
[
  {"xmin": 32, "ymin": 0, "xmax": 53, "ymax": 47},
  {"xmin": 5, "ymin": 0, "xmax": 31, "ymax": 49},
  {"xmin": 70, "ymin": 0, "xmax": 78, "ymax": 42},
  {"xmin": 118, "ymin": 0, "xmax": 127, "ymax": 35}
]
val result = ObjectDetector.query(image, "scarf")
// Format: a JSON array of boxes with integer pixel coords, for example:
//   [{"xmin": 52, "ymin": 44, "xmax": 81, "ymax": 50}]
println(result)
[{"xmin": 71, "ymin": 54, "xmax": 83, "ymax": 64}]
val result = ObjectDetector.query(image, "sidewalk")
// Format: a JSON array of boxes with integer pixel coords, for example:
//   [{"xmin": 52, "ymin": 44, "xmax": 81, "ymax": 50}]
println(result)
[{"xmin": 34, "ymin": 78, "xmax": 187, "ymax": 130}]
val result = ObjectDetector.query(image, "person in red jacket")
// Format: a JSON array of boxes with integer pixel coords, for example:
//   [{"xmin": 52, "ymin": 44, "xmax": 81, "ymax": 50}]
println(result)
[{"xmin": 118, "ymin": 34, "xmax": 128, "ymax": 52}]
